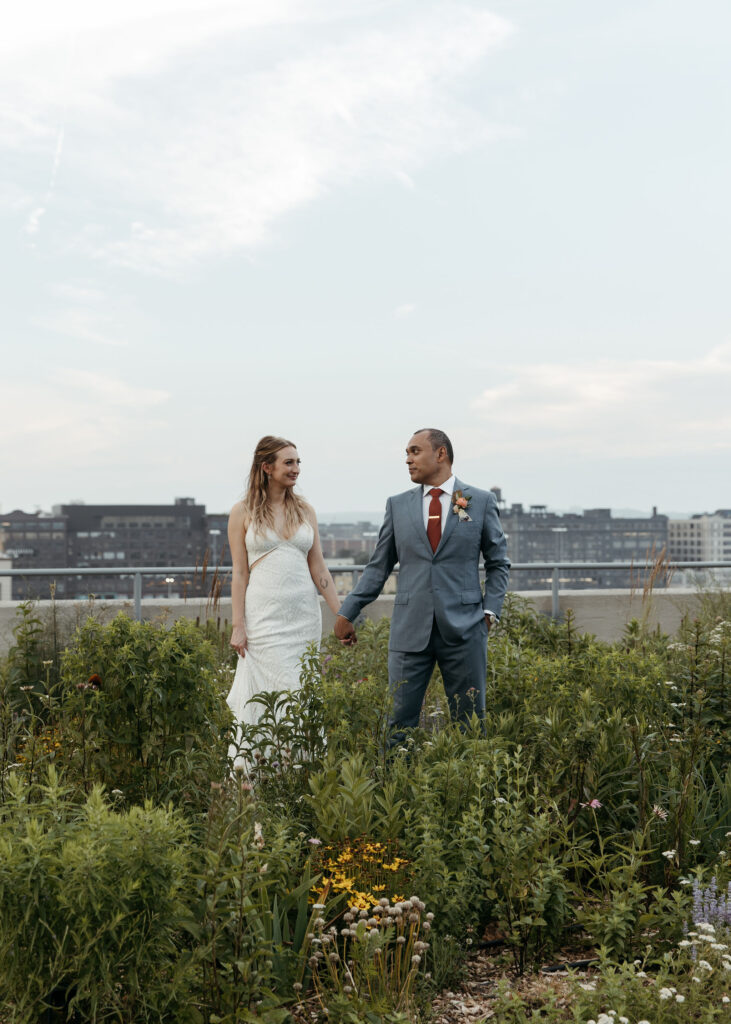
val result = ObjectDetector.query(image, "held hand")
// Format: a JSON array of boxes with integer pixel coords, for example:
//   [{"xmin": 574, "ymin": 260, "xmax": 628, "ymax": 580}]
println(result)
[
  {"xmin": 334, "ymin": 614, "xmax": 357, "ymax": 647},
  {"xmin": 230, "ymin": 624, "xmax": 248, "ymax": 658}
]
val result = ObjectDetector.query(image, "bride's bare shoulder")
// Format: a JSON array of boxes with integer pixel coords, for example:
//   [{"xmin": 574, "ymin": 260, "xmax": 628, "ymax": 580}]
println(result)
[{"xmin": 228, "ymin": 501, "xmax": 250, "ymax": 531}]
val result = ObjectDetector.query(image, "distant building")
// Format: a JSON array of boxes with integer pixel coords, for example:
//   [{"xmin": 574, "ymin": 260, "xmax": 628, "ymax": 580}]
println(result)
[
  {"xmin": 0, "ymin": 510, "xmax": 69, "ymax": 599},
  {"xmin": 54, "ymin": 498, "xmax": 209, "ymax": 599},
  {"xmin": 498, "ymin": 499, "xmax": 669, "ymax": 589},
  {"xmin": 668, "ymin": 510, "xmax": 731, "ymax": 563},
  {"xmin": 1, "ymin": 499, "xmax": 219, "ymax": 600},
  {"xmin": 318, "ymin": 522, "xmax": 380, "ymax": 562}
]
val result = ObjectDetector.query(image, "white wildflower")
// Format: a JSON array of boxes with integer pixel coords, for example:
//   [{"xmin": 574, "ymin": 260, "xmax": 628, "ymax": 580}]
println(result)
[
  {"xmin": 662, "ymin": 849, "xmax": 677, "ymax": 860},
  {"xmin": 675, "ymin": 994, "xmax": 685, "ymax": 1003},
  {"xmin": 689, "ymin": 839, "xmax": 701, "ymax": 846},
  {"xmin": 659, "ymin": 988, "xmax": 673, "ymax": 1000}
]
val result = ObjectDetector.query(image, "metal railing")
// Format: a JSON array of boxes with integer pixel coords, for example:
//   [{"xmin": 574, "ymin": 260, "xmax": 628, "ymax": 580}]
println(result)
[{"xmin": 2, "ymin": 561, "xmax": 730, "ymax": 621}]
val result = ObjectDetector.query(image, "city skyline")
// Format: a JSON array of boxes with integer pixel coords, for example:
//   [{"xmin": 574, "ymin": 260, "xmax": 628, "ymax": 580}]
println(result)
[
  {"xmin": 3, "ymin": 1, "xmax": 730, "ymax": 515},
  {"xmin": 1, "ymin": 492, "xmax": 725, "ymax": 523}
]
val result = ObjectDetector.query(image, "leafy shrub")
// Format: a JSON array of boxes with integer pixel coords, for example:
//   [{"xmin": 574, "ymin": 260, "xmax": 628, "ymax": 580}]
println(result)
[
  {"xmin": 58, "ymin": 614, "xmax": 231, "ymax": 805},
  {"xmin": 0, "ymin": 769, "xmax": 192, "ymax": 1023},
  {"xmin": 187, "ymin": 779, "xmax": 306, "ymax": 1022}
]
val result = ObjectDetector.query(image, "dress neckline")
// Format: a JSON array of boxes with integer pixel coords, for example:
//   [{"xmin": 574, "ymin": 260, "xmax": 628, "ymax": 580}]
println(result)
[{"xmin": 246, "ymin": 520, "xmax": 311, "ymax": 543}]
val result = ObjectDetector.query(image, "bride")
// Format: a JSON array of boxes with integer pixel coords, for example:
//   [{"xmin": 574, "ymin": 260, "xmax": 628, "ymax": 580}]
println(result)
[{"xmin": 226, "ymin": 435, "xmax": 342, "ymax": 760}]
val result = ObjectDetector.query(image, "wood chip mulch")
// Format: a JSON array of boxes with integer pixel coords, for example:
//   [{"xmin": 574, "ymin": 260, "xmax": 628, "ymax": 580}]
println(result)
[{"xmin": 429, "ymin": 935, "xmax": 599, "ymax": 1023}]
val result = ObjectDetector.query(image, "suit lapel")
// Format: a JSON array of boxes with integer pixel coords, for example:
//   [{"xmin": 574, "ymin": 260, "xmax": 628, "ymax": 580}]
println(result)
[
  {"xmin": 410, "ymin": 486, "xmax": 433, "ymax": 556},
  {"xmin": 435, "ymin": 478, "xmax": 461, "ymax": 555}
]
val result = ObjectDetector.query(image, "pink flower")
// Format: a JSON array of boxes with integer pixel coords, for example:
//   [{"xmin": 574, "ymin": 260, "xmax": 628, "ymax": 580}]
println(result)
[{"xmin": 456, "ymin": 496, "xmax": 468, "ymax": 508}]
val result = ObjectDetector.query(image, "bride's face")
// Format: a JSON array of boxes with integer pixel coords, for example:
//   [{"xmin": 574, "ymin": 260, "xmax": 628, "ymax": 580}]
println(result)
[{"xmin": 265, "ymin": 446, "xmax": 301, "ymax": 489}]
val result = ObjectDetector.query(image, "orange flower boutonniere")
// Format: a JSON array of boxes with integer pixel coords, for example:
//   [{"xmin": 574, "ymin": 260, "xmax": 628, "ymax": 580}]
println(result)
[{"xmin": 452, "ymin": 490, "xmax": 472, "ymax": 522}]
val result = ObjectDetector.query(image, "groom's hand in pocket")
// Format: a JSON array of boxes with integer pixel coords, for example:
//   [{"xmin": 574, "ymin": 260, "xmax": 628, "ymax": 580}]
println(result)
[{"xmin": 334, "ymin": 614, "xmax": 357, "ymax": 646}]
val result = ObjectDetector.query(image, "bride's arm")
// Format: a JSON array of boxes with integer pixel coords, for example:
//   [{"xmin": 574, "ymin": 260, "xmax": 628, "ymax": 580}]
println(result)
[
  {"xmin": 305, "ymin": 507, "xmax": 341, "ymax": 616},
  {"xmin": 228, "ymin": 503, "xmax": 250, "ymax": 657}
]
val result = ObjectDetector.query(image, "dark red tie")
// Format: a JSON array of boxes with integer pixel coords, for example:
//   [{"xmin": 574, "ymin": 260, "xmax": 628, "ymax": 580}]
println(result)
[{"xmin": 427, "ymin": 488, "xmax": 443, "ymax": 552}]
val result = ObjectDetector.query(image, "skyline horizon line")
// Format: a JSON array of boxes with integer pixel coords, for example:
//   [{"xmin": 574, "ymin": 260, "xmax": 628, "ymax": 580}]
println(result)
[{"xmin": 1, "ymin": 497, "xmax": 727, "ymax": 523}]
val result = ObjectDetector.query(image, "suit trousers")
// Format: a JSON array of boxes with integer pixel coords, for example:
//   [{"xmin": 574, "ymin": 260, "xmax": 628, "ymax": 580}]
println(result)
[{"xmin": 387, "ymin": 615, "xmax": 488, "ymax": 742}]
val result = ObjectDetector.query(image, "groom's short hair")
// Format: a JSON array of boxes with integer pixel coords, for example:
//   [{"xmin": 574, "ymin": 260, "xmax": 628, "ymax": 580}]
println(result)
[{"xmin": 415, "ymin": 428, "xmax": 453, "ymax": 465}]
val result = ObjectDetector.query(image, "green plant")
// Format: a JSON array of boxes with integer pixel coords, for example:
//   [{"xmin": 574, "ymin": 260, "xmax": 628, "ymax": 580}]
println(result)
[
  {"xmin": 0, "ymin": 768, "xmax": 193, "ymax": 1023},
  {"xmin": 58, "ymin": 613, "xmax": 231, "ymax": 806},
  {"xmin": 301, "ymin": 895, "xmax": 432, "ymax": 1019},
  {"xmin": 187, "ymin": 778, "xmax": 301, "ymax": 1023},
  {"xmin": 482, "ymin": 751, "xmax": 571, "ymax": 973}
]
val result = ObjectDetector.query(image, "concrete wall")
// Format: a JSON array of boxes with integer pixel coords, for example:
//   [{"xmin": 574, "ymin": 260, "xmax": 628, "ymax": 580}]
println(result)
[
  {"xmin": 0, "ymin": 587, "xmax": 712, "ymax": 656},
  {"xmin": 0, "ymin": 559, "xmax": 11, "ymax": 602}
]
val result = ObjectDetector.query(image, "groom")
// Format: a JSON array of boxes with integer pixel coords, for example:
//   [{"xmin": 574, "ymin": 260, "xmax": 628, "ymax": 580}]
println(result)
[{"xmin": 334, "ymin": 428, "xmax": 510, "ymax": 737}]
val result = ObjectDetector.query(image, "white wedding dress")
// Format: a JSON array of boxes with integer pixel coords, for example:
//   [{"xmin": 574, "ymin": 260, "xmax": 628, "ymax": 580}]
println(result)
[{"xmin": 226, "ymin": 520, "xmax": 321, "ymax": 760}]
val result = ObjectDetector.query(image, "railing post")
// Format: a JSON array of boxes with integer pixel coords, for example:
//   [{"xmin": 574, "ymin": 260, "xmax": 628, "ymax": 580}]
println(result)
[
  {"xmin": 551, "ymin": 566, "xmax": 560, "ymax": 620},
  {"xmin": 133, "ymin": 573, "xmax": 142, "ymax": 621}
]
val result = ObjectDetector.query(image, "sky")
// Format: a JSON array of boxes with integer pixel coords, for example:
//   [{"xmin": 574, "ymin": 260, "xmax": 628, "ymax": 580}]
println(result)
[{"xmin": 2, "ymin": 0, "xmax": 730, "ymax": 520}]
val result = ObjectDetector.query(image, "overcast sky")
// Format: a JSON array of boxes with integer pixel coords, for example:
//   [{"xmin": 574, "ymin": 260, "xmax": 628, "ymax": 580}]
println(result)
[{"xmin": 2, "ymin": 0, "xmax": 729, "ymax": 519}]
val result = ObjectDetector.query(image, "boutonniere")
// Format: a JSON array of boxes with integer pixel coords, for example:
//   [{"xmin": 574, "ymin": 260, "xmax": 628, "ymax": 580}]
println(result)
[{"xmin": 452, "ymin": 490, "xmax": 472, "ymax": 521}]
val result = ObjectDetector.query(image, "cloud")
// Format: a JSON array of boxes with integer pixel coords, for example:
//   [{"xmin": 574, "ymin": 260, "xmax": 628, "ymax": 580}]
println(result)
[
  {"xmin": 1, "ymin": 2, "xmax": 513, "ymax": 273},
  {"xmin": 31, "ymin": 282, "xmax": 134, "ymax": 347},
  {"xmin": 395, "ymin": 303, "xmax": 416, "ymax": 318},
  {"xmin": 0, "ymin": 370, "xmax": 170, "ymax": 471},
  {"xmin": 471, "ymin": 344, "xmax": 731, "ymax": 457}
]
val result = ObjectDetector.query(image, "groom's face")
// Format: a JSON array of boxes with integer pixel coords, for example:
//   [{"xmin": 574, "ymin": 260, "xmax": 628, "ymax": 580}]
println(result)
[{"xmin": 405, "ymin": 431, "xmax": 444, "ymax": 485}]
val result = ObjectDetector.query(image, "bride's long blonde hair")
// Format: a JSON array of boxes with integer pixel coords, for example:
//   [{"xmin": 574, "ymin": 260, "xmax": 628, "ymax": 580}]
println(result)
[{"xmin": 243, "ymin": 435, "xmax": 310, "ymax": 538}]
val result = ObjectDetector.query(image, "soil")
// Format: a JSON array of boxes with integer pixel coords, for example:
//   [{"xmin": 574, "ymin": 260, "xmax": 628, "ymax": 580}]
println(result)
[{"xmin": 429, "ymin": 935, "xmax": 598, "ymax": 1023}]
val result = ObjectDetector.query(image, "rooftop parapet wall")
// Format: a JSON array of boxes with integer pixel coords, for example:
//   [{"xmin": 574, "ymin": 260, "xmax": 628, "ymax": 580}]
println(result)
[{"xmin": 0, "ymin": 588, "xmax": 711, "ymax": 656}]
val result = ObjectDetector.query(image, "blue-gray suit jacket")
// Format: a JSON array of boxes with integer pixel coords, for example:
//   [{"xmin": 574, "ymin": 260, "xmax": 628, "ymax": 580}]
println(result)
[{"xmin": 339, "ymin": 480, "xmax": 510, "ymax": 653}]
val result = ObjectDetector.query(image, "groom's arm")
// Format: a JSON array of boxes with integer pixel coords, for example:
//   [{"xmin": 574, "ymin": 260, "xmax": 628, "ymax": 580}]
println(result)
[
  {"xmin": 481, "ymin": 491, "xmax": 510, "ymax": 621},
  {"xmin": 336, "ymin": 498, "xmax": 398, "ymax": 631}
]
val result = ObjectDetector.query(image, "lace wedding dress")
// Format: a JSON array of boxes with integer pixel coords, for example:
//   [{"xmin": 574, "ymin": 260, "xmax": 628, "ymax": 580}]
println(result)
[{"xmin": 226, "ymin": 520, "xmax": 321, "ymax": 761}]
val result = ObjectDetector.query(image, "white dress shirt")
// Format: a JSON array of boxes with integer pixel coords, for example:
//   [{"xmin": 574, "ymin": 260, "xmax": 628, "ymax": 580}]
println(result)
[
  {"xmin": 421, "ymin": 475, "xmax": 455, "ymax": 533},
  {"xmin": 421, "ymin": 476, "xmax": 497, "ymax": 620}
]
